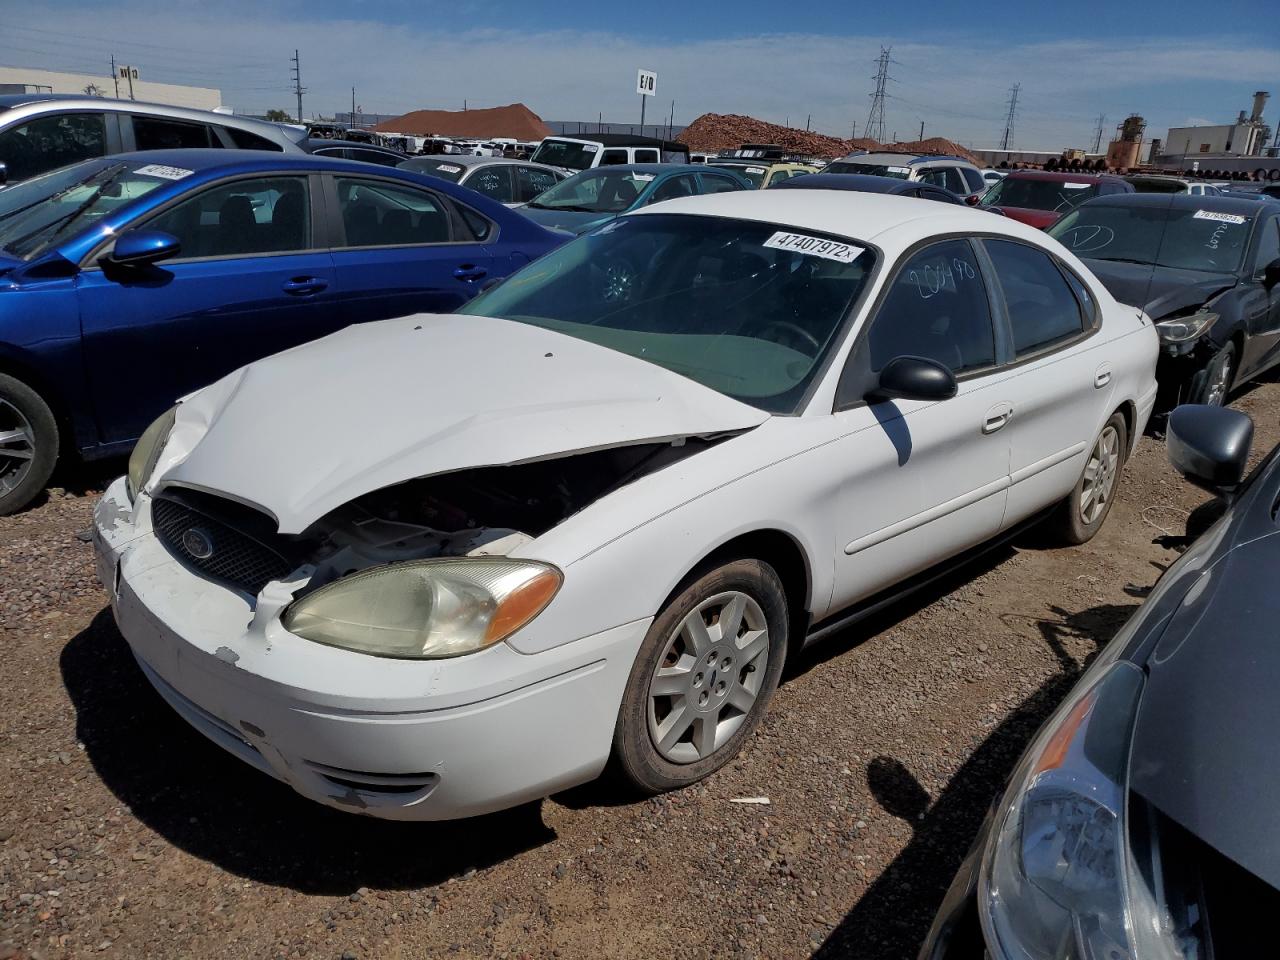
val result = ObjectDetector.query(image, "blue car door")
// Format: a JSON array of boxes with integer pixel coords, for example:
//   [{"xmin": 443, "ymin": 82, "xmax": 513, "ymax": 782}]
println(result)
[
  {"xmin": 325, "ymin": 173, "xmax": 493, "ymax": 323},
  {"xmin": 76, "ymin": 173, "xmax": 340, "ymax": 444}
]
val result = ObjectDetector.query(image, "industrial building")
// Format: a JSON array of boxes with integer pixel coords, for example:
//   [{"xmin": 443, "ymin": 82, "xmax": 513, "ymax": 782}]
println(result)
[
  {"xmin": 0, "ymin": 65, "xmax": 222, "ymax": 112},
  {"xmin": 1161, "ymin": 92, "xmax": 1273, "ymax": 161}
]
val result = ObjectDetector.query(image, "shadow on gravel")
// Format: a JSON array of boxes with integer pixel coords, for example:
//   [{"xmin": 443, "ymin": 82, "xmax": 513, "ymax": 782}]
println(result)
[
  {"xmin": 810, "ymin": 600, "xmax": 1136, "ymax": 960},
  {"xmin": 60, "ymin": 609, "xmax": 555, "ymax": 894}
]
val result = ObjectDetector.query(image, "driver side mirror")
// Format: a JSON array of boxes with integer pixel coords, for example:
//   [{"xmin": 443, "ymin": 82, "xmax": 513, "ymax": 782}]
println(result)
[
  {"xmin": 108, "ymin": 229, "xmax": 181, "ymax": 268},
  {"xmin": 868, "ymin": 356, "xmax": 958, "ymax": 403},
  {"xmin": 964, "ymin": 194, "xmax": 981, "ymax": 206},
  {"xmin": 0, "ymin": 161, "xmax": 7, "ymax": 188},
  {"xmin": 1167, "ymin": 404, "xmax": 1253, "ymax": 500},
  {"xmin": 1261, "ymin": 256, "xmax": 1280, "ymax": 289}
]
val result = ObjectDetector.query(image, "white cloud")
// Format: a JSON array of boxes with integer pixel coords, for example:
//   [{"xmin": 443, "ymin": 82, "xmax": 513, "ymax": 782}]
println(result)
[{"xmin": 6, "ymin": 5, "xmax": 1278, "ymax": 149}]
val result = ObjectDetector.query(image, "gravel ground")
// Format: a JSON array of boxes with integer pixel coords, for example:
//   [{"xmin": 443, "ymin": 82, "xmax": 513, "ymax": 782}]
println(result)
[{"xmin": 2, "ymin": 381, "xmax": 1278, "ymax": 960}]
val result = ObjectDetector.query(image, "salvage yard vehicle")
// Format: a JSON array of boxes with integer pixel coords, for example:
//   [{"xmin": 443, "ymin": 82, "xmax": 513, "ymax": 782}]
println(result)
[
  {"xmin": 1125, "ymin": 173, "xmax": 1223, "ymax": 196},
  {"xmin": 398, "ymin": 155, "xmax": 566, "ymax": 206},
  {"xmin": 1049, "ymin": 193, "xmax": 1280, "ymax": 406},
  {"xmin": 978, "ymin": 170, "xmax": 1134, "ymax": 229},
  {"xmin": 824, "ymin": 152, "xmax": 987, "ymax": 202},
  {"xmin": 528, "ymin": 134, "xmax": 690, "ymax": 173},
  {"xmin": 0, "ymin": 94, "xmax": 306, "ymax": 186},
  {"xmin": 519, "ymin": 163, "xmax": 750, "ymax": 235},
  {"xmin": 303, "ymin": 138, "xmax": 408, "ymax": 167},
  {"xmin": 94, "ymin": 191, "xmax": 1157, "ymax": 820},
  {"xmin": 707, "ymin": 159, "xmax": 819, "ymax": 189},
  {"xmin": 0, "ymin": 149, "xmax": 564, "ymax": 514},
  {"xmin": 920, "ymin": 403, "xmax": 1278, "ymax": 960},
  {"xmin": 770, "ymin": 171, "xmax": 963, "ymax": 205}
]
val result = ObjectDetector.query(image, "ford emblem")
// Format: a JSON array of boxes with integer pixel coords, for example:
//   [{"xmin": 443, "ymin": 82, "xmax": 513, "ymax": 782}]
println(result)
[{"xmin": 181, "ymin": 527, "xmax": 215, "ymax": 560}]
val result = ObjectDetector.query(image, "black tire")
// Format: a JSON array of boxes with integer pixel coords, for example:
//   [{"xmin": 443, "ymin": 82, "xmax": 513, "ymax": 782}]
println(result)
[
  {"xmin": 0, "ymin": 374, "xmax": 59, "ymax": 516},
  {"xmin": 1053, "ymin": 412, "xmax": 1128, "ymax": 545},
  {"xmin": 613, "ymin": 558, "xmax": 789, "ymax": 795},
  {"xmin": 1188, "ymin": 341, "xmax": 1236, "ymax": 407}
]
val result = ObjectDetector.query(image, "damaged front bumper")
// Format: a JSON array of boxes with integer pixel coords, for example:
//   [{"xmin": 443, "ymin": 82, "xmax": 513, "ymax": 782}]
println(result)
[{"xmin": 92, "ymin": 477, "xmax": 646, "ymax": 820}]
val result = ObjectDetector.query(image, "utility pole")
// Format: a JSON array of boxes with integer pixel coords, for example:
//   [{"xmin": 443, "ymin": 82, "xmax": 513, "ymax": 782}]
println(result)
[
  {"xmin": 806, "ymin": 114, "xmax": 811, "ymax": 131},
  {"xmin": 1000, "ymin": 83, "xmax": 1020, "ymax": 151},
  {"xmin": 850, "ymin": 121, "xmax": 856, "ymax": 139},
  {"xmin": 1092, "ymin": 113, "xmax": 1107, "ymax": 154},
  {"xmin": 919, "ymin": 119, "xmax": 925, "ymax": 140},
  {"xmin": 290, "ymin": 50, "xmax": 305, "ymax": 123},
  {"xmin": 110, "ymin": 55, "xmax": 119, "ymax": 98},
  {"xmin": 668, "ymin": 100, "xmax": 675, "ymax": 140},
  {"xmin": 351, "ymin": 87, "xmax": 356, "ymax": 126},
  {"xmin": 865, "ymin": 47, "xmax": 893, "ymax": 144}
]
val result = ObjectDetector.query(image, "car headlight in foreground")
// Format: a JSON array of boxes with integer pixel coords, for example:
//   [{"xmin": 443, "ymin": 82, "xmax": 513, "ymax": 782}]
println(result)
[
  {"xmin": 126, "ymin": 404, "xmax": 178, "ymax": 502},
  {"xmin": 1155, "ymin": 310, "xmax": 1217, "ymax": 343},
  {"xmin": 282, "ymin": 559, "xmax": 562, "ymax": 659},
  {"xmin": 980, "ymin": 657, "xmax": 1204, "ymax": 959}
]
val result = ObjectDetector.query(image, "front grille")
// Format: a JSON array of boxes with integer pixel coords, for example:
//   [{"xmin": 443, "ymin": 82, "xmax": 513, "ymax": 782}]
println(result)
[{"xmin": 151, "ymin": 494, "xmax": 295, "ymax": 596}]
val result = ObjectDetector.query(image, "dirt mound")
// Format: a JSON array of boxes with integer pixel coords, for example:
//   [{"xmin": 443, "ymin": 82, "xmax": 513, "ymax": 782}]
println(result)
[
  {"xmin": 373, "ymin": 103, "xmax": 551, "ymax": 140},
  {"xmin": 677, "ymin": 113, "xmax": 863, "ymax": 158},
  {"xmin": 881, "ymin": 136, "xmax": 978, "ymax": 164}
]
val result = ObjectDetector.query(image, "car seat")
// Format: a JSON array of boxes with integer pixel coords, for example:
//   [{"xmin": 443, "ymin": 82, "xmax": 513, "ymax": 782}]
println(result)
[{"xmin": 216, "ymin": 195, "xmax": 257, "ymax": 254}]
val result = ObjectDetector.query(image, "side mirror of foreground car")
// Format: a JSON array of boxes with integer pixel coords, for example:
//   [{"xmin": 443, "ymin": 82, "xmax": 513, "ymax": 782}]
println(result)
[
  {"xmin": 0, "ymin": 161, "xmax": 7, "ymax": 188},
  {"xmin": 108, "ymin": 229, "xmax": 181, "ymax": 268},
  {"xmin": 1261, "ymin": 256, "xmax": 1280, "ymax": 289},
  {"xmin": 1167, "ymin": 404, "xmax": 1253, "ymax": 499},
  {"xmin": 868, "ymin": 355, "xmax": 958, "ymax": 403},
  {"xmin": 965, "ymin": 194, "xmax": 981, "ymax": 206}
]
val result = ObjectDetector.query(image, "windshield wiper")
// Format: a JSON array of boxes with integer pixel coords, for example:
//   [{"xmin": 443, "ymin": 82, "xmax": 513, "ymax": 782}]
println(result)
[
  {"xmin": 1090, "ymin": 256, "xmax": 1152, "ymax": 265},
  {"xmin": 532, "ymin": 203, "xmax": 593, "ymax": 212},
  {"xmin": 4, "ymin": 164, "xmax": 127, "ymax": 257}
]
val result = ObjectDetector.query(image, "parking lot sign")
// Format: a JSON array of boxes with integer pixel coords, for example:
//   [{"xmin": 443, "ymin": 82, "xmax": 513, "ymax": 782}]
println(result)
[{"xmin": 637, "ymin": 69, "xmax": 657, "ymax": 97}]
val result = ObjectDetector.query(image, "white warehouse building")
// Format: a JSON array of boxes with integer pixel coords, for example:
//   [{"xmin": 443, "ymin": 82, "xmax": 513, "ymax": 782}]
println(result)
[{"xmin": 0, "ymin": 66, "xmax": 222, "ymax": 112}]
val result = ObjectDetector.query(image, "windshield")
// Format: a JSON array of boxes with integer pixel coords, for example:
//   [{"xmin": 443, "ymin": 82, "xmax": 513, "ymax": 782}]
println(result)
[
  {"xmin": 1049, "ymin": 203, "xmax": 1254, "ymax": 274},
  {"xmin": 711, "ymin": 163, "xmax": 766, "ymax": 188},
  {"xmin": 982, "ymin": 177, "xmax": 1098, "ymax": 212},
  {"xmin": 457, "ymin": 214, "xmax": 873, "ymax": 413},
  {"xmin": 400, "ymin": 158, "xmax": 467, "ymax": 182},
  {"xmin": 529, "ymin": 139, "xmax": 598, "ymax": 171},
  {"xmin": 824, "ymin": 161, "xmax": 911, "ymax": 179},
  {"xmin": 0, "ymin": 159, "xmax": 169, "ymax": 259},
  {"xmin": 527, "ymin": 169, "xmax": 655, "ymax": 213}
]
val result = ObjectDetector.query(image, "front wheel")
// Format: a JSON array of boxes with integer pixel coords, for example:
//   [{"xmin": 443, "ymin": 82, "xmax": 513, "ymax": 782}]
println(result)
[
  {"xmin": 1053, "ymin": 412, "xmax": 1128, "ymax": 545},
  {"xmin": 612, "ymin": 559, "xmax": 789, "ymax": 794},
  {"xmin": 0, "ymin": 374, "xmax": 59, "ymax": 516},
  {"xmin": 1189, "ymin": 341, "xmax": 1236, "ymax": 407}
]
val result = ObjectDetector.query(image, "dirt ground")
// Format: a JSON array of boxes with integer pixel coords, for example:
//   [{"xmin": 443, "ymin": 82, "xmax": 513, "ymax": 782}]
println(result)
[{"xmin": 2, "ymin": 380, "xmax": 1277, "ymax": 960}]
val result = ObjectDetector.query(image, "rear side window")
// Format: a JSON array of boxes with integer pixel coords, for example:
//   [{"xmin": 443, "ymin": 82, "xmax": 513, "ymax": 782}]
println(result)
[
  {"xmin": 599, "ymin": 150, "xmax": 628, "ymax": 166},
  {"xmin": 224, "ymin": 126, "xmax": 283, "ymax": 151},
  {"xmin": 466, "ymin": 165, "xmax": 514, "ymax": 202},
  {"xmin": 961, "ymin": 168, "xmax": 986, "ymax": 193},
  {"xmin": 634, "ymin": 149, "xmax": 660, "ymax": 164},
  {"xmin": 0, "ymin": 112, "xmax": 107, "ymax": 182},
  {"xmin": 986, "ymin": 239, "xmax": 1086, "ymax": 356},
  {"xmin": 516, "ymin": 165, "xmax": 558, "ymax": 202},
  {"xmin": 348, "ymin": 148, "xmax": 402, "ymax": 167},
  {"xmin": 868, "ymin": 239, "xmax": 995, "ymax": 374},
  {"xmin": 335, "ymin": 177, "xmax": 451, "ymax": 246},
  {"xmin": 132, "ymin": 116, "xmax": 213, "ymax": 150}
]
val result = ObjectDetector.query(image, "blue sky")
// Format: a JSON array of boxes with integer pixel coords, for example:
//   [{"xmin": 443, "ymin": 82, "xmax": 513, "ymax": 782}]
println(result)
[{"xmin": 4, "ymin": 1, "xmax": 1278, "ymax": 149}]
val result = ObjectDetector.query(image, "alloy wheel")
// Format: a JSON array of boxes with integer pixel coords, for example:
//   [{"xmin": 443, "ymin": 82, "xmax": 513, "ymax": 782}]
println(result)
[
  {"xmin": 646, "ymin": 591, "xmax": 770, "ymax": 764},
  {"xmin": 1079, "ymin": 424, "xmax": 1120, "ymax": 526},
  {"xmin": 1204, "ymin": 352, "xmax": 1233, "ymax": 407},
  {"xmin": 0, "ymin": 399, "xmax": 35, "ymax": 497}
]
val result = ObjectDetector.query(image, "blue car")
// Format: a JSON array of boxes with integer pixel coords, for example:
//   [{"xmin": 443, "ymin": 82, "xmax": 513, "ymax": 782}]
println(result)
[
  {"xmin": 520, "ymin": 164, "xmax": 751, "ymax": 235},
  {"xmin": 769, "ymin": 171, "xmax": 963, "ymax": 204},
  {"xmin": 0, "ymin": 149, "xmax": 564, "ymax": 513}
]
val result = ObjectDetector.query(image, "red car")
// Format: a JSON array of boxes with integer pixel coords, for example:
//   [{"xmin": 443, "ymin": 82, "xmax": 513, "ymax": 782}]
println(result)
[{"xmin": 976, "ymin": 170, "xmax": 1134, "ymax": 228}]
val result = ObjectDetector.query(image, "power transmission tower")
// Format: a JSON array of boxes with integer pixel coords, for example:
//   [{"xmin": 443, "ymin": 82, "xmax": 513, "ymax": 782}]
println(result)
[
  {"xmin": 865, "ymin": 47, "xmax": 893, "ymax": 144},
  {"xmin": 1000, "ymin": 83, "xmax": 1020, "ymax": 151},
  {"xmin": 290, "ymin": 50, "xmax": 306, "ymax": 123},
  {"xmin": 1092, "ymin": 113, "xmax": 1107, "ymax": 153}
]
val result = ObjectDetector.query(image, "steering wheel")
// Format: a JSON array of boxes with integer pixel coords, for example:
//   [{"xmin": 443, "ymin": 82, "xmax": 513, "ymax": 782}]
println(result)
[{"xmin": 756, "ymin": 320, "xmax": 821, "ymax": 356}]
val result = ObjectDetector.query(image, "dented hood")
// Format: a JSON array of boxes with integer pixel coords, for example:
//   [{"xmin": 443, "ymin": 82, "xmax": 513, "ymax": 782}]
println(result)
[
  {"xmin": 160, "ymin": 313, "xmax": 769, "ymax": 533},
  {"xmin": 1082, "ymin": 258, "xmax": 1236, "ymax": 319}
]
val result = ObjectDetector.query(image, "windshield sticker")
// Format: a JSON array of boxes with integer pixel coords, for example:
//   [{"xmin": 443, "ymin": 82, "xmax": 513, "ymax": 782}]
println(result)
[
  {"xmin": 436, "ymin": 164, "xmax": 462, "ymax": 173},
  {"xmin": 1193, "ymin": 209, "xmax": 1246, "ymax": 225},
  {"xmin": 1063, "ymin": 182, "xmax": 1091, "ymax": 189},
  {"xmin": 746, "ymin": 166, "xmax": 766, "ymax": 174},
  {"xmin": 631, "ymin": 173, "xmax": 656, "ymax": 182},
  {"xmin": 133, "ymin": 163, "xmax": 193, "ymax": 181},
  {"xmin": 582, "ymin": 144, "xmax": 599, "ymax": 153},
  {"xmin": 888, "ymin": 166, "xmax": 910, "ymax": 175},
  {"xmin": 763, "ymin": 231, "xmax": 864, "ymax": 263}
]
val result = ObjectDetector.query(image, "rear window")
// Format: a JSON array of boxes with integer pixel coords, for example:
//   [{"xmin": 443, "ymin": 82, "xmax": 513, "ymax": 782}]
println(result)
[{"xmin": 982, "ymin": 177, "xmax": 1098, "ymax": 213}]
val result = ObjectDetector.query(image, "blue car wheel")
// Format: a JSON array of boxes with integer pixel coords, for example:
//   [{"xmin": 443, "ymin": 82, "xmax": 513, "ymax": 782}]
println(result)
[{"xmin": 0, "ymin": 374, "xmax": 59, "ymax": 515}]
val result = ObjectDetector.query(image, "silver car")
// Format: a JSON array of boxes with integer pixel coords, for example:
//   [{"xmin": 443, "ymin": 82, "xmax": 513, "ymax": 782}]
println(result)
[
  {"xmin": 398, "ymin": 155, "xmax": 566, "ymax": 207},
  {"xmin": 0, "ymin": 94, "xmax": 306, "ymax": 186}
]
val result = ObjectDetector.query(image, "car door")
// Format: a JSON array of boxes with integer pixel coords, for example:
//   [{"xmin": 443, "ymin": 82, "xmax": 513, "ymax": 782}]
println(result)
[
  {"xmin": 828, "ymin": 238, "xmax": 1012, "ymax": 608},
  {"xmin": 1239, "ymin": 214, "xmax": 1280, "ymax": 377},
  {"xmin": 979, "ymin": 238, "xmax": 1109, "ymax": 527},
  {"xmin": 326, "ymin": 173, "xmax": 493, "ymax": 324},
  {"xmin": 77, "ymin": 172, "xmax": 339, "ymax": 444}
]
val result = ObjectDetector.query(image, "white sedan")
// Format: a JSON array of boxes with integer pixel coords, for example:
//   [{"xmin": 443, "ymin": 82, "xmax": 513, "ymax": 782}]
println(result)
[{"xmin": 93, "ymin": 191, "xmax": 1158, "ymax": 820}]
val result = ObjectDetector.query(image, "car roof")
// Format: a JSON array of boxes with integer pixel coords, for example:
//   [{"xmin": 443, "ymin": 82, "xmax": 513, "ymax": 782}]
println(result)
[
  {"xmin": 304, "ymin": 138, "xmax": 404, "ymax": 154},
  {"xmin": 710, "ymin": 160, "xmax": 815, "ymax": 171},
  {"xmin": 0, "ymin": 95, "xmax": 304, "ymax": 143},
  {"xmin": 1079, "ymin": 192, "xmax": 1271, "ymax": 216},
  {"xmin": 772, "ymin": 172, "xmax": 913, "ymax": 194},
  {"xmin": 1004, "ymin": 169, "xmax": 1125, "ymax": 183},
  {"xmin": 542, "ymin": 133, "xmax": 686, "ymax": 150},
  {"xmin": 575, "ymin": 163, "xmax": 699, "ymax": 175},
  {"xmin": 837, "ymin": 151, "xmax": 973, "ymax": 166},
  {"xmin": 408, "ymin": 155, "xmax": 513, "ymax": 167},
  {"xmin": 98, "ymin": 148, "xmax": 426, "ymax": 178}
]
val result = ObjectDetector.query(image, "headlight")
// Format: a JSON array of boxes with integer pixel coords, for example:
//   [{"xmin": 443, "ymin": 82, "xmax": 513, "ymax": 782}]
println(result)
[
  {"xmin": 126, "ymin": 405, "xmax": 178, "ymax": 502},
  {"xmin": 980, "ymin": 659, "xmax": 1203, "ymax": 959},
  {"xmin": 282, "ymin": 559, "xmax": 562, "ymax": 659},
  {"xmin": 1155, "ymin": 311, "xmax": 1217, "ymax": 343}
]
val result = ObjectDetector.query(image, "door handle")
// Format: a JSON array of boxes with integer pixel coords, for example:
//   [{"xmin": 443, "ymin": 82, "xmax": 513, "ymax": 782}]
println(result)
[
  {"xmin": 982, "ymin": 402, "xmax": 1013, "ymax": 434},
  {"xmin": 282, "ymin": 277, "xmax": 329, "ymax": 296},
  {"xmin": 453, "ymin": 264, "xmax": 488, "ymax": 281},
  {"xmin": 1094, "ymin": 363, "xmax": 1113, "ymax": 388}
]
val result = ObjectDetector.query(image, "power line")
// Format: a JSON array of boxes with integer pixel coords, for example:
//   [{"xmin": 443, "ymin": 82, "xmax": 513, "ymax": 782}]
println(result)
[
  {"xmin": 865, "ymin": 46, "xmax": 893, "ymax": 144},
  {"xmin": 1000, "ymin": 82, "xmax": 1020, "ymax": 150}
]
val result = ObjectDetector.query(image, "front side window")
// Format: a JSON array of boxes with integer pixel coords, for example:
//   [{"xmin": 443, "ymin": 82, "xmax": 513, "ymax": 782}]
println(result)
[
  {"xmin": 0, "ymin": 112, "xmax": 107, "ymax": 183},
  {"xmin": 634, "ymin": 149, "xmax": 660, "ymax": 164},
  {"xmin": 985, "ymin": 239, "xmax": 1085, "ymax": 356},
  {"xmin": 647, "ymin": 174, "xmax": 697, "ymax": 204},
  {"xmin": 457, "ymin": 214, "xmax": 874, "ymax": 412},
  {"xmin": 1049, "ymin": 203, "xmax": 1254, "ymax": 274},
  {"xmin": 144, "ymin": 176, "xmax": 310, "ymax": 259},
  {"xmin": 982, "ymin": 177, "xmax": 1098, "ymax": 212},
  {"xmin": 700, "ymin": 173, "xmax": 743, "ymax": 194},
  {"xmin": 465, "ymin": 165, "xmax": 514, "ymax": 202},
  {"xmin": 516, "ymin": 165, "xmax": 558, "ymax": 202},
  {"xmin": 335, "ymin": 177, "xmax": 450, "ymax": 246},
  {"xmin": 132, "ymin": 116, "xmax": 213, "ymax": 150},
  {"xmin": 711, "ymin": 163, "xmax": 764, "ymax": 188},
  {"xmin": 867, "ymin": 240, "xmax": 994, "ymax": 374},
  {"xmin": 1254, "ymin": 218, "xmax": 1280, "ymax": 274},
  {"xmin": 599, "ymin": 149, "xmax": 628, "ymax": 167}
]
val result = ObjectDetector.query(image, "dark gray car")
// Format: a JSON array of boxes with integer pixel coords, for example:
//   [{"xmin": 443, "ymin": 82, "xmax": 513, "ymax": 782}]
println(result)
[{"xmin": 920, "ymin": 402, "xmax": 1279, "ymax": 958}]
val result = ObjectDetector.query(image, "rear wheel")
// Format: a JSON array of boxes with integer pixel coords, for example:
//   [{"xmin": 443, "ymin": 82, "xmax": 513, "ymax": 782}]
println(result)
[
  {"xmin": 0, "ymin": 374, "xmax": 59, "ymax": 516},
  {"xmin": 1053, "ymin": 412, "xmax": 1127, "ymax": 545},
  {"xmin": 613, "ymin": 559, "xmax": 788, "ymax": 794}
]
